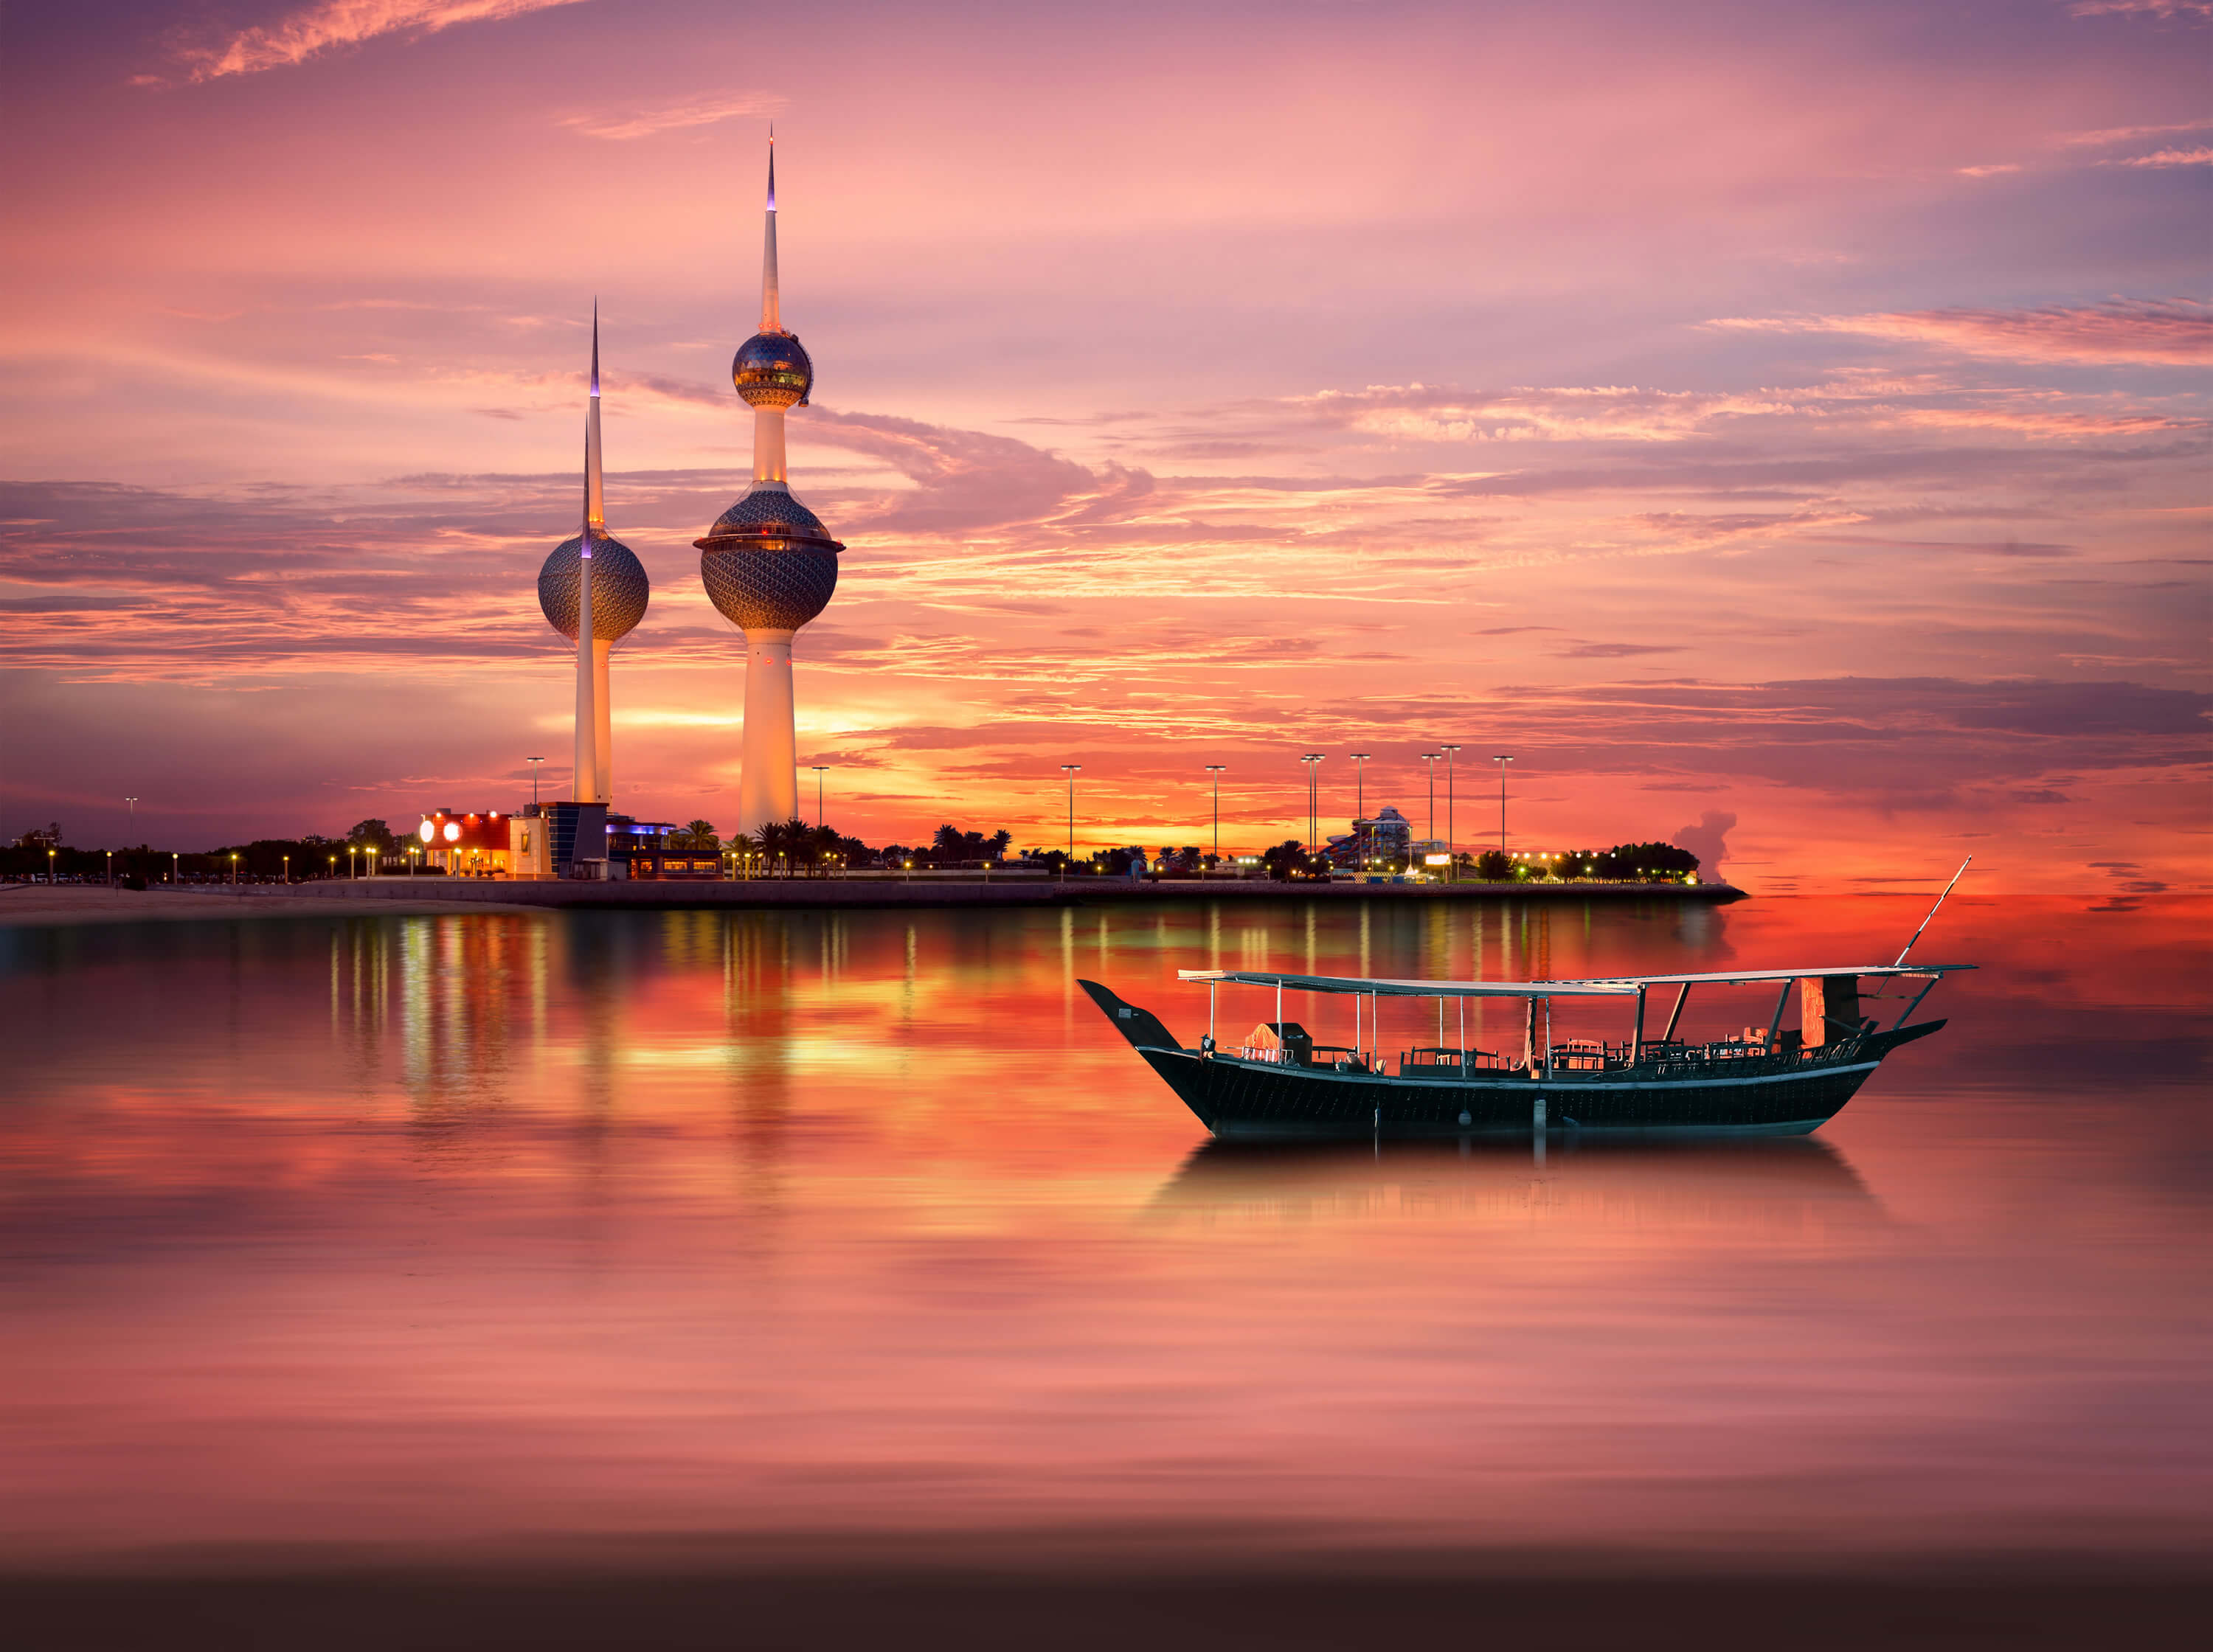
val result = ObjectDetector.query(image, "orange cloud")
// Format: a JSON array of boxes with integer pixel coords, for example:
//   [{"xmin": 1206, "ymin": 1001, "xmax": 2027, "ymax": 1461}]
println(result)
[
  {"xmin": 181, "ymin": 0, "xmax": 592, "ymax": 81},
  {"xmin": 1707, "ymin": 299, "xmax": 2213, "ymax": 365}
]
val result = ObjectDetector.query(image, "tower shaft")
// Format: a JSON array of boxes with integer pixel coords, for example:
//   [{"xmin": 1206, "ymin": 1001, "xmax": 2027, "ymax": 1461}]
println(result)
[
  {"xmin": 738, "ymin": 631, "xmax": 799, "ymax": 833},
  {"xmin": 753, "ymin": 407, "xmax": 786, "ymax": 485}
]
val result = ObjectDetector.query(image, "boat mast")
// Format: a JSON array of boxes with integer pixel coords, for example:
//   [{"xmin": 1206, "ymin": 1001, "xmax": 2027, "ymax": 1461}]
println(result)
[{"xmin": 1894, "ymin": 857, "xmax": 1972, "ymax": 967}]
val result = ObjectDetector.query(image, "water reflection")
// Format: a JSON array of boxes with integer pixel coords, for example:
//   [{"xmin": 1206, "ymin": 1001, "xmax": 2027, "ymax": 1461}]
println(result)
[
  {"xmin": 1153, "ymin": 1138, "xmax": 1885, "ymax": 1233},
  {"xmin": 0, "ymin": 892, "xmax": 2205, "ymax": 1571}
]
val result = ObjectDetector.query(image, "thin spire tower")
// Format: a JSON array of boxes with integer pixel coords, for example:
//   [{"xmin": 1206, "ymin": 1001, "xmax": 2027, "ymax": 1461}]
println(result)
[
  {"xmin": 698, "ymin": 133, "xmax": 844, "ymax": 839},
  {"xmin": 574, "ymin": 306, "xmax": 601, "ymax": 802},
  {"xmin": 538, "ymin": 308, "xmax": 648, "ymax": 812}
]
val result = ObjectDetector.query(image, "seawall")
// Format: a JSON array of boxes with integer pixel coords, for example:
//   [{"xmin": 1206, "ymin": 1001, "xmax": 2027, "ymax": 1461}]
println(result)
[{"xmin": 232, "ymin": 877, "xmax": 1747, "ymax": 912}]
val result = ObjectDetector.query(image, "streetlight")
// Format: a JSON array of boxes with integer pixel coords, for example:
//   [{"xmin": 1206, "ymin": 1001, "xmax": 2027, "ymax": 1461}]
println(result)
[
  {"xmin": 1438, "ymin": 744, "xmax": 1460, "ymax": 882},
  {"xmin": 1301, "ymin": 754, "xmax": 1325, "ymax": 852},
  {"xmin": 1348, "ymin": 752, "xmax": 1372, "ymax": 822},
  {"xmin": 1494, "ymin": 754, "xmax": 1514, "ymax": 857},
  {"xmin": 811, "ymin": 765, "xmax": 828, "ymax": 828},
  {"xmin": 527, "ymin": 757, "xmax": 544, "ymax": 810},
  {"xmin": 105, "ymin": 849, "xmax": 113, "ymax": 889},
  {"xmin": 1060, "ymin": 764, "xmax": 1081, "ymax": 876},
  {"xmin": 229, "ymin": 852, "xmax": 239, "ymax": 886},
  {"xmin": 328, "ymin": 856, "xmax": 336, "ymax": 880},
  {"xmin": 1205, "ymin": 764, "xmax": 1226, "ymax": 872},
  {"xmin": 125, "ymin": 796, "xmax": 136, "ymax": 841},
  {"xmin": 282, "ymin": 853, "xmax": 289, "ymax": 885},
  {"xmin": 1419, "ymin": 752, "xmax": 1441, "ymax": 863},
  {"xmin": 46, "ymin": 847, "xmax": 55, "ymax": 884},
  {"xmin": 171, "ymin": 851, "xmax": 179, "ymax": 884}
]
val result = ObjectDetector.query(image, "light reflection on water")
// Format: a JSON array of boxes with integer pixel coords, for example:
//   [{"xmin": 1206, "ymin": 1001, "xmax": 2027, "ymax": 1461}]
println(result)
[{"xmin": 0, "ymin": 895, "xmax": 2206, "ymax": 1568}]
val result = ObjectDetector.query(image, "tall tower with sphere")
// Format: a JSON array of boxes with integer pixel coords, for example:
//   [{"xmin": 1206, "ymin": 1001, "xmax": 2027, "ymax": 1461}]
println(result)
[
  {"xmin": 697, "ymin": 136, "xmax": 842, "ymax": 837},
  {"xmin": 539, "ymin": 310, "xmax": 648, "ymax": 803}
]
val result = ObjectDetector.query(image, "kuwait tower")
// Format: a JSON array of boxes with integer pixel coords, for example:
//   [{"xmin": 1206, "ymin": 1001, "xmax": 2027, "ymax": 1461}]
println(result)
[
  {"xmin": 538, "ymin": 311, "xmax": 649, "ymax": 803},
  {"xmin": 696, "ymin": 136, "xmax": 843, "ymax": 836}
]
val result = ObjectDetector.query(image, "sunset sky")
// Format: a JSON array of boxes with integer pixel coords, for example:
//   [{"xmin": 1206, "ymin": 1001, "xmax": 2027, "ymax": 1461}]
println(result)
[{"xmin": 2, "ymin": 0, "xmax": 2206, "ymax": 895}]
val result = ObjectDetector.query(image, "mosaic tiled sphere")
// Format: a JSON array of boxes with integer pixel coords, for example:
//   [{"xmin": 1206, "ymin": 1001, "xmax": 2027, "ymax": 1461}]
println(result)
[
  {"xmin": 538, "ymin": 529, "xmax": 649, "ymax": 642},
  {"xmin": 695, "ymin": 487, "xmax": 842, "ymax": 631}
]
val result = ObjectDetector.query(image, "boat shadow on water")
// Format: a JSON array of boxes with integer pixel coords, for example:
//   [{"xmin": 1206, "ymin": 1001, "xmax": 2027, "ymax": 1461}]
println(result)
[{"xmin": 1146, "ymin": 1134, "xmax": 1890, "ymax": 1230}]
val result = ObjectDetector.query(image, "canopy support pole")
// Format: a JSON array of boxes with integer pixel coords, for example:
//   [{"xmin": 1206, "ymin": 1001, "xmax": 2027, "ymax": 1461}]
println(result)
[
  {"xmin": 1631, "ymin": 985, "xmax": 1646, "ymax": 1065},
  {"xmin": 1663, "ymin": 983, "xmax": 1691, "ymax": 1041},
  {"xmin": 1764, "ymin": 981, "xmax": 1791, "ymax": 1052},
  {"xmin": 1523, "ymin": 998, "xmax": 1537, "ymax": 1076},
  {"xmin": 1208, "ymin": 982, "xmax": 1216, "ymax": 1047},
  {"xmin": 1542, "ymin": 997, "xmax": 1553, "ymax": 1081},
  {"xmin": 1891, "ymin": 976, "xmax": 1939, "ymax": 1032}
]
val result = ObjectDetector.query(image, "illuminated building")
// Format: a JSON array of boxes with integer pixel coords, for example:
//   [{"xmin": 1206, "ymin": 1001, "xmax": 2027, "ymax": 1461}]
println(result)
[
  {"xmin": 697, "ymin": 136, "xmax": 844, "ymax": 838},
  {"xmin": 538, "ymin": 310, "xmax": 649, "ymax": 807},
  {"xmin": 416, "ymin": 809, "xmax": 549, "ymax": 878}
]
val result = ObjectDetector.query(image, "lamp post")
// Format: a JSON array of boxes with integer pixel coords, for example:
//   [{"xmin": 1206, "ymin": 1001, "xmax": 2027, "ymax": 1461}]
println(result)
[
  {"xmin": 527, "ymin": 757, "xmax": 544, "ymax": 810},
  {"xmin": 1301, "ymin": 753, "xmax": 1324, "ymax": 851},
  {"xmin": 105, "ymin": 849, "xmax": 113, "ymax": 888},
  {"xmin": 46, "ymin": 847, "xmax": 55, "ymax": 884},
  {"xmin": 811, "ymin": 765, "xmax": 828, "ymax": 828},
  {"xmin": 1438, "ymin": 744, "xmax": 1459, "ymax": 881},
  {"xmin": 125, "ymin": 796, "xmax": 136, "ymax": 839},
  {"xmin": 282, "ymin": 854, "xmax": 289, "ymax": 885},
  {"xmin": 1494, "ymin": 754, "xmax": 1514, "ymax": 856},
  {"xmin": 1348, "ymin": 752, "xmax": 1371, "ymax": 822},
  {"xmin": 1419, "ymin": 752, "xmax": 1441, "ymax": 861},
  {"xmin": 1060, "ymin": 764, "xmax": 1081, "ymax": 877},
  {"xmin": 328, "ymin": 855, "xmax": 336, "ymax": 880},
  {"xmin": 229, "ymin": 853, "xmax": 238, "ymax": 886},
  {"xmin": 1204, "ymin": 764, "xmax": 1226, "ymax": 871},
  {"xmin": 171, "ymin": 851, "xmax": 179, "ymax": 884}
]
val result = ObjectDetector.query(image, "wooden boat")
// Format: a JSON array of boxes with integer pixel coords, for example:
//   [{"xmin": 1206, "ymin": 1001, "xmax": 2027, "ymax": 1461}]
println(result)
[{"xmin": 1081, "ymin": 958, "xmax": 1972, "ymax": 1141}]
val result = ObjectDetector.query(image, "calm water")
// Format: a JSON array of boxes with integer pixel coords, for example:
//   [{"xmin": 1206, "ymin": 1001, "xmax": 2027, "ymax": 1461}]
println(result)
[{"xmin": 1, "ymin": 893, "xmax": 2207, "ymax": 1573}]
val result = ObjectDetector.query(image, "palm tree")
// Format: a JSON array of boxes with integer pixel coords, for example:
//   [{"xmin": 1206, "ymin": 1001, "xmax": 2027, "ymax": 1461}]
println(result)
[{"xmin": 674, "ymin": 818, "xmax": 718, "ymax": 850}]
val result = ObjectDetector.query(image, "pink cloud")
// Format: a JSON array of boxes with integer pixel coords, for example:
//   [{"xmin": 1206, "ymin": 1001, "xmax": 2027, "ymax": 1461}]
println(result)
[
  {"xmin": 558, "ymin": 93, "xmax": 783, "ymax": 142},
  {"xmin": 1708, "ymin": 299, "xmax": 2213, "ymax": 365},
  {"xmin": 2057, "ymin": 117, "xmax": 2213, "ymax": 145},
  {"xmin": 2064, "ymin": 1, "xmax": 2212, "ymax": 17},
  {"xmin": 179, "ymin": 0, "xmax": 592, "ymax": 81}
]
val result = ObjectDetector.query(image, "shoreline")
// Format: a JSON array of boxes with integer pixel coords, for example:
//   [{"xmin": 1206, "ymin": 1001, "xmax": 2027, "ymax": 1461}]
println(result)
[{"xmin": 0, "ymin": 878, "xmax": 1744, "ymax": 926}]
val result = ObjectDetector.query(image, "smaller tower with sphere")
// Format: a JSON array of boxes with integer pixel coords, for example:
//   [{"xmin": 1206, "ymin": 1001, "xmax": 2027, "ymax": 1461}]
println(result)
[
  {"xmin": 539, "ymin": 310, "xmax": 648, "ymax": 803},
  {"xmin": 698, "ymin": 134, "xmax": 842, "ymax": 838}
]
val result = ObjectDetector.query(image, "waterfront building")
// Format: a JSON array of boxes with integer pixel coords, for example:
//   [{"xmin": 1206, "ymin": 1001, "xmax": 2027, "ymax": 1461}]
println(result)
[
  {"xmin": 697, "ymin": 137, "xmax": 845, "ymax": 838},
  {"xmin": 416, "ymin": 808, "xmax": 547, "ymax": 878},
  {"xmin": 538, "ymin": 311, "xmax": 649, "ymax": 808}
]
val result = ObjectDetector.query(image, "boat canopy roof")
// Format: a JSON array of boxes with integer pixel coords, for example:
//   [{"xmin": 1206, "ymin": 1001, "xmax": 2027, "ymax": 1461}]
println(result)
[{"xmin": 1176, "ymin": 964, "xmax": 1973, "ymax": 1000}]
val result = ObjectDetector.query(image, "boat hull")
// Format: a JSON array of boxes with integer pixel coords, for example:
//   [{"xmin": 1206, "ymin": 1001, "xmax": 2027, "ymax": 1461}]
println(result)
[
  {"xmin": 1140, "ymin": 1047, "xmax": 1874, "ymax": 1139},
  {"xmin": 1081, "ymin": 979, "xmax": 1939, "ymax": 1141}
]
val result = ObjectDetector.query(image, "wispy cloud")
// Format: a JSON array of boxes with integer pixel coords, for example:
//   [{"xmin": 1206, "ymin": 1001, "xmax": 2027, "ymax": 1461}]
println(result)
[
  {"xmin": 2063, "ymin": 1, "xmax": 2212, "ymax": 18},
  {"xmin": 1956, "ymin": 164, "xmax": 2022, "ymax": 177},
  {"xmin": 2096, "ymin": 145, "xmax": 2213, "ymax": 166},
  {"xmin": 2057, "ymin": 116, "xmax": 2213, "ymax": 145},
  {"xmin": 560, "ymin": 92, "xmax": 781, "ymax": 141},
  {"xmin": 179, "ymin": 0, "xmax": 592, "ymax": 82},
  {"xmin": 1708, "ymin": 299, "xmax": 2213, "ymax": 365}
]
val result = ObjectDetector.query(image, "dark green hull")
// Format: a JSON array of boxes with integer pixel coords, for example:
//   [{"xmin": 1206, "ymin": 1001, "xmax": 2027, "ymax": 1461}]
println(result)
[{"xmin": 1081, "ymin": 979, "xmax": 1942, "ymax": 1141}]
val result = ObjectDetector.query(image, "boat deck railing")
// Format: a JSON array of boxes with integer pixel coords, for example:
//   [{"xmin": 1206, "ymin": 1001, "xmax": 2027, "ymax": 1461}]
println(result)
[{"xmin": 1222, "ymin": 1032, "xmax": 1874, "ymax": 1080}]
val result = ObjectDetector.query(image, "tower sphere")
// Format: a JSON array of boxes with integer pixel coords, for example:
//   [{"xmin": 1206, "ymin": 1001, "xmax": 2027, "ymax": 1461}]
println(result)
[
  {"xmin": 538, "ymin": 528, "xmax": 650, "ymax": 641},
  {"xmin": 734, "ymin": 330, "xmax": 813, "ymax": 409},
  {"xmin": 696, "ymin": 492, "xmax": 840, "ymax": 631}
]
